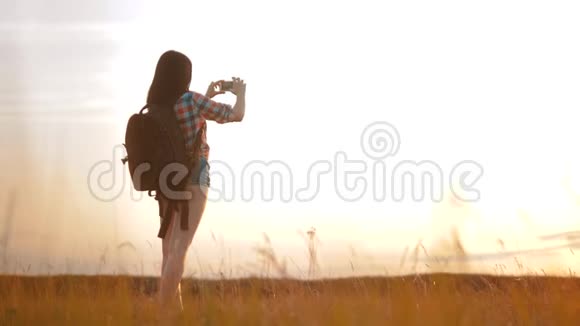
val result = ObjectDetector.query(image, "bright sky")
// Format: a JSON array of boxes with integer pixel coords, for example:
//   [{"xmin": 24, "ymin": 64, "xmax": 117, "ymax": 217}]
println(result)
[{"xmin": 1, "ymin": 0, "xmax": 580, "ymax": 278}]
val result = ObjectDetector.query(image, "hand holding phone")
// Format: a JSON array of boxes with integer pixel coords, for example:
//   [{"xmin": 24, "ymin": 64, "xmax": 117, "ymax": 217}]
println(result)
[
  {"xmin": 206, "ymin": 79, "xmax": 243, "ymax": 97},
  {"xmin": 230, "ymin": 77, "xmax": 245, "ymax": 96},
  {"xmin": 206, "ymin": 80, "xmax": 227, "ymax": 98}
]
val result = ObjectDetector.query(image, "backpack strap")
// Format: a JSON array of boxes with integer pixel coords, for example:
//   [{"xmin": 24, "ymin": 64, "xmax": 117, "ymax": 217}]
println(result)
[{"xmin": 156, "ymin": 193, "xmax": 190, "ymax": 239}]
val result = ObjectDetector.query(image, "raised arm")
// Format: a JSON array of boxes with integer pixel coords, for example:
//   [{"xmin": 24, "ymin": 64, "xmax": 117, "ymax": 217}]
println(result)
[{"xmin": 230, "ymin": 77, "xmax": 246, "ymax": 122}]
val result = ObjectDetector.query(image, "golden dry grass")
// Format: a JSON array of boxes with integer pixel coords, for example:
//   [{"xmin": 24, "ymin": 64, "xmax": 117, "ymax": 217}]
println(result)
[{"xmin": 1, "ymin": 273, "xmax": 580, "ymax": 325}]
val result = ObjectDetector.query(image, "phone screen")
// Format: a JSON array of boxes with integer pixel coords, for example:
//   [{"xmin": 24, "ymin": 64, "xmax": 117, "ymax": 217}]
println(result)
[{"xmin": 222, "ymin": 81, "xmax": 233, "ymax": 90}]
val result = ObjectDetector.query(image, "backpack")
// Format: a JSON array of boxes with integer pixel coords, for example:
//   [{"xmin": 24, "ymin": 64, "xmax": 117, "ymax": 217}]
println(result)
[{"xmin": 122, "ymin": 104, "xmax": 205, "ymax": 238}]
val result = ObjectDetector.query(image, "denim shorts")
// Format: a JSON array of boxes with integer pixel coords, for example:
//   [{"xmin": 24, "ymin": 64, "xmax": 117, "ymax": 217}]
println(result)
[{"xmin": 191, "ymin": 156, "xmax": 210, "ymax": 187}]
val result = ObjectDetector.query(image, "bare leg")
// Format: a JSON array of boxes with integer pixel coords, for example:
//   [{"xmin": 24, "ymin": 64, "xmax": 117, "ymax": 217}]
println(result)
[
  {"xmin": 160, "ymin": 217, "xmax": 172, "ymax": 304},
  {"xmin": 159, "ymin": 185, "xmax": 208, "ymax": 311}
]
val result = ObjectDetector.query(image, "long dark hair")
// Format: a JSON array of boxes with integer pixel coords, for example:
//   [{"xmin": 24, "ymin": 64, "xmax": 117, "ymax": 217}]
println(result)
[{"xmin": 147, "ymin": 50, "xmax": 192, "ymax": 106}]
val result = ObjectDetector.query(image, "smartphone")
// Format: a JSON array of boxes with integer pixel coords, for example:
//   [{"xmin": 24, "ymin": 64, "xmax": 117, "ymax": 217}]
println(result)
[{"xmin": 221, "ymin": 81, "xmax": 233, "ymax": 92}]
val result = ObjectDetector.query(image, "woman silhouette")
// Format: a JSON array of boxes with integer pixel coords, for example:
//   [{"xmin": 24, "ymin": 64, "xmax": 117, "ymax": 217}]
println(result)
[{"xmin": 146, "ymin": 50, "xmax": 245, "ymax": 312}]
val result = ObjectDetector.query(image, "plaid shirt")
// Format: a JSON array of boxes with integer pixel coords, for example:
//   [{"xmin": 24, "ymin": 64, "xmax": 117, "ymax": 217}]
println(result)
[{"xmin": 174, "ymin": 91, "xmax": 234, "ymax": 159}]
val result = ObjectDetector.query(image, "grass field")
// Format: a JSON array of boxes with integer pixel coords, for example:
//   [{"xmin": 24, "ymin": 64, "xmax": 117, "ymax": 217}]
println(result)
[{"xmin": 1, "ymin": 273, "xmax": 580, "ymax": 325}]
